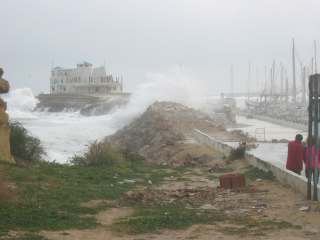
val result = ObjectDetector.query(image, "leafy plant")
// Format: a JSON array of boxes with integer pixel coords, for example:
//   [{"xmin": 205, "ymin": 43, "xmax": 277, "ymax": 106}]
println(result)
[{"xmin": 10, "ymin": 121, "xmax": 45, "ymax": 162}]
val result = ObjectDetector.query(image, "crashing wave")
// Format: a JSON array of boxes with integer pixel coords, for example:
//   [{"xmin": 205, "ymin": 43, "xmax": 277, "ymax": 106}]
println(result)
[{"xmin": 3, "ymin": 88, "xmax": 39, "ymax": 119}]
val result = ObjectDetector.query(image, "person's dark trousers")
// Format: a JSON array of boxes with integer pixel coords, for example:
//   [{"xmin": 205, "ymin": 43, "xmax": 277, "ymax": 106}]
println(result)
[{"xmin": 305, "ymin": 169, "xmax": 320, "ymax": 182}]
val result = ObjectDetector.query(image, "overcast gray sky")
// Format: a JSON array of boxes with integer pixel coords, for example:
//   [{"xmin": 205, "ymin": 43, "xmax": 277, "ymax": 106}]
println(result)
[{"xmin": 2, "ymin": 0, "xmax": 320, "ymax": 94}]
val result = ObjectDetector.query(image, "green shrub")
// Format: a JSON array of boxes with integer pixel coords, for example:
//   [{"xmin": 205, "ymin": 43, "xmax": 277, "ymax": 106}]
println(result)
[
  {"xmin": 228, "ymin": 143, "xmax": 246, "ymax": 160},
  {"xmin": 70, "ymin": 141, "xmax": 125, "ymax": 166},
  {"xmin": 10, "ymin": 121, "xmax": 45, "ymax": 162},
  {"xmin": 244, "ymin": 166, "xmax": 274, "ymax": 181}
]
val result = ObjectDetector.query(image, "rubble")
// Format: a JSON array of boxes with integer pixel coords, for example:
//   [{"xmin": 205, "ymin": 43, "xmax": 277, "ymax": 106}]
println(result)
[
  {"xmin": 208, "ymin": 164, "xmax": 228, "ymax": 173},
  {"xmin": 121, "ymin": 187, "xmax": 216, "ymax": 207},
  {"xmin": 299, "ymin": 206, "xmax": 311, "ymax": 212},
  {"xmin": 106, "ymin": 101, "xmax": 222, "ymax": 165}
]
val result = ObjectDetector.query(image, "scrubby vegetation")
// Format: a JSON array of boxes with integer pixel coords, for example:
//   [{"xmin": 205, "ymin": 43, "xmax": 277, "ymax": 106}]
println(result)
[
  {"xmin": 70, "ymin": 141, "xmax": 144, "ymax": 166},
  {"xmin": 113, "ymin": 204, "xmax": 297, "ymax": 235},
  {"xmin": 244, "ymin": 166, "xmax": 274, "ymax": 181},
  {"xmin": 228, "ymin": 143, "xmax": 246, "ymax": 160},
  {"xmin": 10, "ymin": 121, "xmax": 45, "ymax": 163},
  {"xmin": 70, "ymin": 141, "xmax": 122, "ymax": 166},
  {"xmin": 113, "ymin": 205, "xmax": 225, "ymax": 234},
  {"xmin": 218, "ymin": 219, "xmax": 299, "ymax": 236}
]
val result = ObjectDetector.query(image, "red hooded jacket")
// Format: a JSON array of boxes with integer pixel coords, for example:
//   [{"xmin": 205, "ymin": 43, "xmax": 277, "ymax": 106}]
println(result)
[{"xmin": 286, "ymin": 140, "xmax": 304, "ymax": 174}]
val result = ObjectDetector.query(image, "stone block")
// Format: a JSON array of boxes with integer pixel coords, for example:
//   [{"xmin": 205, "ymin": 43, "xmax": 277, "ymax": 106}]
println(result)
[
  {"xmin": 219, "ymin": 174, "xmax": 233, "ymax": 189},
  {"xmin": 219, "ymin": 174, "xmax": 246, "ymax": 189}
]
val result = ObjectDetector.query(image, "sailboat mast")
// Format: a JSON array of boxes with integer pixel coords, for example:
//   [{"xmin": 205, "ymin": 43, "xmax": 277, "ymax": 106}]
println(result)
[
  {"xmin": 302, "ymin": 66, "xmax": 306, "ymax": 105},
  {"xmin": 270, "ymin": 67, "xmax": 273, "ymax": 96},
  {"xmin": 314, "ymin": 40, "xmax": 318, "ymax": 73},
  {"xmin": 272, "ymin": 60, "xmax": 276, "ymax": 95},
  {"xmin": 292, "ymin": 38, "xmax": 297, "ymax": 103},
  {"xmin": 264, "ymin": 65, "xmax": 267, "ymax": 93},
  {"xmin": 280, "ymin": 63, "xmax": 284, "ymax": 100},
  {"xmin": 285, "ymin": 69, "xmax": 289, "ymax": 104},
  {"xmin": 230, "ymin": 64, "xmax": 234, "ymax": 98},
  {"xmin": 247, "ymin": 62, "xmax": 251, "ymax": 100}
]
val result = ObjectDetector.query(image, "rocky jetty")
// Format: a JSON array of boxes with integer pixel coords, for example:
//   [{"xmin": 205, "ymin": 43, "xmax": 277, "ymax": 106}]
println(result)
[
  {"xmin": 106, "ymin": 101, "xmax": 224, "ymax": 166},
  {"xmin": 0, "ymin": 68, "xmax": 14, "ymax": 163},
  {"xmin": 36, "ymin": 93, "xmax": 130, "ymax": 116}
]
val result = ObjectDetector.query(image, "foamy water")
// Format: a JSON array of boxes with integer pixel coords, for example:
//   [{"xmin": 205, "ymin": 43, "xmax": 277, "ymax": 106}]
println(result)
[
  {"xmin": 3, "ymin": 70, "xmax": 210, "ymax": 163},
  {"xmin": 4, "ymin": 89, "xmax": 120, "ymax": 163}
]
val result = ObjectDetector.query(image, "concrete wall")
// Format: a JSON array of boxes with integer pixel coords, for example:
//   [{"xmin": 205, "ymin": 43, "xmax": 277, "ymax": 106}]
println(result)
[
  {"xmin": 242, "ymin": 114, "xmax": 307, "ymax": 131},
  {"xmin": 193, "ymin": 129, "xmax": 233, "ymax": 156},
  {"xmin": 193, "ymin": 129, "xmax": 320, "ymax": 200}
]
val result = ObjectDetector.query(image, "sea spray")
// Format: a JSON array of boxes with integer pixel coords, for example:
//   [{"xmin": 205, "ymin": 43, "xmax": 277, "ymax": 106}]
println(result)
[
  {"xmin": 5, "ymin": 70, "xmax": 210, "ymax": 163},
  {"xmin": 3, "ymin": 88, "xmax": 39, "ymax": 119},
  {"xmin": 104, "ymin": 69, "xmax": 210, "ymax": 127}
]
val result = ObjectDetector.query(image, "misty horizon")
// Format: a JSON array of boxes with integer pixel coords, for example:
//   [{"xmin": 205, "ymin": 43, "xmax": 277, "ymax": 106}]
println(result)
[{"xmin": 2, "ymin": 0, "xmax": 320, "ymax": 95}]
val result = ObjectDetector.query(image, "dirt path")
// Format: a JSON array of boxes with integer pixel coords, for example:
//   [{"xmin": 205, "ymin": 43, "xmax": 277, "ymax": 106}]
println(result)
[{"xmin": 43, "ymin": 207, "xmax": 134, "ymax": 240}]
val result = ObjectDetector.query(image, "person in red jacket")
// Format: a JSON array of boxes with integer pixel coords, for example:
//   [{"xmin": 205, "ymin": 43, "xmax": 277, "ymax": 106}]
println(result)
[
  {"xmin": 304, "ymin": 137, "xmax": 320, "ymax": 181},
  {"xmin": 286, "ymin": 134, "xmax": 304, "ymax": 175}
]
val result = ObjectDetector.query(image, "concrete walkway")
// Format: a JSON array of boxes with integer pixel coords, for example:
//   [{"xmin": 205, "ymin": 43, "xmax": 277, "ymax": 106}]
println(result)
[{"xmin": 193, "ymin": 128, "xmax": 320, "ymax": 200}]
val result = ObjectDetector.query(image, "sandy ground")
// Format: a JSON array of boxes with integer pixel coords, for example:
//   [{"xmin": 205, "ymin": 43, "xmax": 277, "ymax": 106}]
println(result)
[{"xmin": 42, "ymin": 157, "xmax": 320, "ymax": 240}]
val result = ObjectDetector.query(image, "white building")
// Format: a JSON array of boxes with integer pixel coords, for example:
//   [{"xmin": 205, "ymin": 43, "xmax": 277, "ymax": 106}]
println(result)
[{"xmin": 50, "ymin": 62, "xmax": 123, "ymax": 96}]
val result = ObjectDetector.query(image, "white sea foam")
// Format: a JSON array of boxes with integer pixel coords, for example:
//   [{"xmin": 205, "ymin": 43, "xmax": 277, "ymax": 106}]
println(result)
[
  {"xmin": 4, "ymin": 70, "xmax": 210, "ymax": 163},
  {"xmin": 3, "ymin": 88, "xmax": 39, "ymax": 119}
]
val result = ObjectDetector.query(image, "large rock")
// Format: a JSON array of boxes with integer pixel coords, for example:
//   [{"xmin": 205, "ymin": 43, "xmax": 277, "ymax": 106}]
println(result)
[
  {"xmin": 106, "ymin": 101, "xmax": 222, "ymax": 165},
  {"xmin": 0, "ymin": 68, "xmax": 14, "ymax": 163},
  {"xmin": 0, "ymin": 79, "xmax": 9, "ymax": 93}
]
